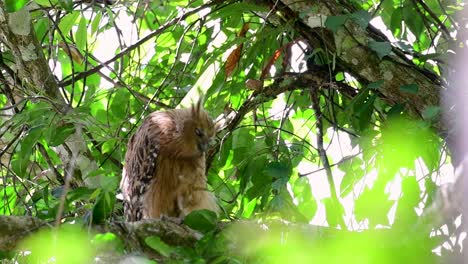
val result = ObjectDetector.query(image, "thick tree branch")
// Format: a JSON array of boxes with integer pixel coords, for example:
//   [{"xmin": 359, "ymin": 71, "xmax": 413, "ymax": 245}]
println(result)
[
  {"xmin": 0, "ymin": 215, "xmax": 439, "ymax": 262},
  {"xmin": 0, "ymin": 216, "xmax": 198, "ymax": 254},
  {"xmin": 0, "ymin": 3, "xmax": 62, "ymax": 102},
  {"xmin": 0, "ymin": 216, "xmax": 48, "ymax": 252},
  {"xmin": 269, "ymin": 0, "xmax": 442, "ymax": 124}
]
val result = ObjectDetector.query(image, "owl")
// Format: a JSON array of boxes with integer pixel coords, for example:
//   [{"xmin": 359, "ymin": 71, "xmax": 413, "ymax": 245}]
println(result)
[{"xmin": 120, "ymin": 100, "xmax": 219, "ymax": 221}]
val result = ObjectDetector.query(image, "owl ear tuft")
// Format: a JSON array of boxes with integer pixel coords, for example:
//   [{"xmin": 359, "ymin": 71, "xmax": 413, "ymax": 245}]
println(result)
[{"xmin": 191, "ymin": 98, "xmax": 204, "ymax": 118}]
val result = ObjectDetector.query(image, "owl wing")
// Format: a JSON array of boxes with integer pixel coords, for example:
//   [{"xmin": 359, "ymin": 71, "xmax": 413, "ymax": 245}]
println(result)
[{"xmin": 120, "ymin": 117, "xmax": 161, "ymax": 222}]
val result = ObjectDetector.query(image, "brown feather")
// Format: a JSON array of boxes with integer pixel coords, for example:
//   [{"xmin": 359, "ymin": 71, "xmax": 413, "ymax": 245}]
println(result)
[{"xmin": 120, "ymin": 104, "xmax": 218, "ymax": 221}]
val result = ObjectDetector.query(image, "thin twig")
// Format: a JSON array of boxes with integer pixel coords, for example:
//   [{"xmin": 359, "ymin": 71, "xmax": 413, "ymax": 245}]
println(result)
[
  {"xmin": 37, "ymin": 143, "xmax": 64, "ymax": 185},
  {"xmin": 414, "ymin": 0, "xmax": 452, "ymax": 42},
  {"xmin": 58, "ymin": 0, "xmax": 225, "ymax": 88},
  {"xmin": 310, "ymin": 86, "xmax": 345, "ymax": 228},
  {"xmin": 0, "ymin": 126, "xmax": 24, "ymax": 159},
  {"xmin": 207, "ymin": 69, "xmax": 355, "ymax": 167},
  {"xmin": 54, "ymin": 126, "xmax": 82, "ymax": 226}
]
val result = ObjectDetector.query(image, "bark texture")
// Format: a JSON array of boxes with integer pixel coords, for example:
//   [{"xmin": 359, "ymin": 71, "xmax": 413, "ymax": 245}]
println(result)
[
  {"xmin": 0, "ymin": 3, "xmax": 61, "ymax": 101},
  {"xmin": 268, "ymin": 0, "xmax": 441, "ymax": 119}
]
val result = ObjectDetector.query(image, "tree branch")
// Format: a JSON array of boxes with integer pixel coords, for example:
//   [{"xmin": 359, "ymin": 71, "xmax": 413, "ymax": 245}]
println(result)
[
  {"xmin": 0, "ymin": 216, "xmax": 198, "ymax": 256},
  {"xmin": 269, "ymin": 0, "xmax": 442, "ymax": 123},
  {"xmin": 207, "ymin": 67, "xmax": 353, "ymax": 167},
  {"xmin": 0, "ymin": 3, "xmax": 62, "ymax": 101},
  {"xmin": 58, "ymin": 0, "xmax": 226, "ymax": 88},
  {"xmin": 0, "ymin": 215, "xmax": 440, "ymax": 262},
  {"xmin": 309, "ymin": 86, "xmax": 345, "ymax": 228}
]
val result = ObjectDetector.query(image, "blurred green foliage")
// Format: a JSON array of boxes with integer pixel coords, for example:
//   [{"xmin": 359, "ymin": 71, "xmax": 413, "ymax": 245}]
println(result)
[{"xmin": 19, "ymin": 225, "xmax": 94, "ymax": 263}]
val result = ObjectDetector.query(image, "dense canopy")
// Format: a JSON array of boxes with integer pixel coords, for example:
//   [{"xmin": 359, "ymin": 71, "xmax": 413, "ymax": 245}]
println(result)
[{"xmin": 0, "ymin": 0, "xmax": 466, "ymax": 262}]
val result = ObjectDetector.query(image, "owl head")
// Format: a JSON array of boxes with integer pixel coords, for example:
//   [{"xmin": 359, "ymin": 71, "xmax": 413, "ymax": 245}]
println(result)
[{"xmin": 177, "ymin": 99, "xmax": 218, "ymax": 158}]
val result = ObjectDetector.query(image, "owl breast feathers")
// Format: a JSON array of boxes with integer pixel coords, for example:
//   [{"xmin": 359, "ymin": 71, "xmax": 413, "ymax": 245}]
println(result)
[{"xmin": 120, "ymin": 101, "xmax": 219, "ymax": 221}]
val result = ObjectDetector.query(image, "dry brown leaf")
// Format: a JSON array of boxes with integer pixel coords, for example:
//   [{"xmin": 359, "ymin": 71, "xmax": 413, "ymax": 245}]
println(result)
[
  {"xmin": 260, "ymin": 39, "xmax": 302, "ymax": 79},
  {"xmin": 225, "ymin": 44, "xmax": 243, "ymax": 77},
  {"xmin": 260, "ymin": 47, "xmax": 283, "ymax": 80},
  {"xmin": 224, "ymin": 23, "xmax": 250, "ymax": 78},
  {"xmin": 245, "ymin": 79, "xmax": 264, "ymax": 90},
  {"xmin": 238, "ymin": 23, "xmax": 250, "ymax": 37},
  {"xmin": 58, "ymin": 42, "xmax": 83, "ymax": 64}
]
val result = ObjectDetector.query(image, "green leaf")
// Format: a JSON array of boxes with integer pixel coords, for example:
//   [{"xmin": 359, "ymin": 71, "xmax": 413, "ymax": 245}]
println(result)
[
  {"xmin": 242, "ymin": 198, "xmax": 257, "ymax": 218},
  {"xmin": 419, "ymin": 53, "xmax": 442, "ymax": 62},
  {"xmin": 394, "ymin": 176, "xmax": 420, "ymax": 227},
  {"xmin": 67, "ymin": 186, "xmax": 94, "ymax": 202},
  {"xmin": 390, "ymin": 7, "xmax": 403, "ymax": 37},
  {"xmin": 231, "ymin": 124, "xmax": 252, "ymax": 148},
  {"xmin": 354, "ymin": 184, "xmax": 393, "ymax": 227},
  {"xmin": 91, "ymin": 12, "xmax": 102, "ymax": 36},
  {"xmin": 5, "ymin": 0, "xmax": 28, "ymax": 12},
  {"xmin": 380, "ymin": 117, "xmax": 439, "ymax": 175},
  {"xmin": 403, "ymin": 7, "xmax": 424, "ymax": 37},
  {"xmin": 97, "ymin": 175, "xmax": 120, "ymax": 192},
  {"xmin": 0, "ymin": 187, "xmax": 16, "ymax": 215},
  {"xmin": 422, "ymin": 105, "xmax": 440, "ymax": 120},
  {"xmin": 335, "ymin": 72, "xmax": 345, "ymax": 81},
  {"xmin": 145, "ymin": 236, "xmax": 174, "ymax": 257},
  {"xmin": 20, "ymin": 126, "xmax": 43, "ymax": 157},
  {"xmin": 34, "ymin": 17, "xmax": 49, "ymax": 42},
  {"xmin": 12, "ymin": 155, "xmax": 29, "ymax": 177},
  {"xmin": 101, "ymin": 139, "xmax": 116, "ymax": 154},
  {"xmin": 358, "ymin": 94, "xmax": 377, "ymax": 131},
  {"xmin": 322, "ymin": 198, "xmax": 344, "ymax": 227},
  {"xmin": 368, "ymin": 80, "xmax": 384, "ymax": 90},
  {"xmin": 387, "ymin": 103, "xmax": 405, "ymax": 117},
  {"xmin": 209, "ymin": 2, "xmax": 267, "ymax": 19},
  {"xmin": 58, "ymin": 0, "xmax": 73, "ymax": 11},
  {"xmin": 292, "ymin": 177, "xmax": 317, "ymax": 221},
  {"xmin": 350, "ymin": 10, "xmax": 371, "ymax": 28},
  {"xmin": 400, "ymin": 176, "xmax": 420, "ymax": 207},
  {"xmin": 93, "ymin": 233, "xmax": 125, "ymax": 254},
  {"xmin": 34, "ymin": 0, "xmax": 58, "ymax": 6},
  {"xmin": 76, "ymin": 16, "xmax": 87, "ymax": 51},
  {"xmin": 424, "ymin": 178, "xmax": 437, "ymax": 208},
  {"xmin": 245, "ymin": 183, "xmax": 270, "ymax": 200},
  {"xmin": 42, "ymin": 185, "xmax": 49, "ymax": 207},
  {"xmin": 46, "ymin": 123, "xmax": 75, "ymax": 147},
  {"xmin": 325, "ymin": 15, "xmax": 349, "ymax": 32},
  {"xmin": 110, "ymin": 89, "xmax": 129, "ymax": 119},
  {"xmin": 245, "ymin": 157, "xmax": 272, "ymax": 199},
  {"xmin": 399, "ymin": 83, "xmax": 419, "ymax": 94},
  {"xmin": 157, "ymin": 32, "xmax": 176, "ymax": 48},
  {"xmin": 339, "ymin": 157, "xmax": 364, "ymax": 197},
  {"xmin": 92, "ymin": 191, "xmax": 115, "ymax": 224},
  {"xmin": 264, "ymin": 161, "xmax": 290, "ymax": 179},
  {"xmin": 268, "ymin": 189, "xmax": 307, "ymax": 221},
  {"xmin": 352, "ymin": 93, "xmax": 377, "ymax": 132},
  {"xmin": 184, "ymin": 209, "xmax": 217, "ymax": 233},
  {"xmin": 20, "ymin": 226, "xmax": 94, "ymax": 263},
  {"xmin": 269, "ymin": 194, "xmax": 287, "ymax": 212},
  {"xmin": 242, "ymin": 156, "xmax": 267, "ymax": 189},
  {"xmin": 58, "ymin": 12, "xmax": 79, "ymax": 35},
  {"xmin": 272, "ymin": 176, "xmax": 289, "ymax": 191},
  {"xmin": 368, "ymin": 41, "xmax": 392, "ymax": 59}
]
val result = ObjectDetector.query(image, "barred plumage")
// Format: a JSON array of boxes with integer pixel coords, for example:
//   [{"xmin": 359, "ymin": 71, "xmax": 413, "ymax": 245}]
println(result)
[{"xmin": 120, "ymin": 101, "xmax": 219, "ymax": 221}]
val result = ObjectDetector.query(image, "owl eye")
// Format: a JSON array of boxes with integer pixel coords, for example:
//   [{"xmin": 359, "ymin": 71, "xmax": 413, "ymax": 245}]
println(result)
[{"xmin": 195, "ymin": 128, "xmax": 203, "ymax": 137}]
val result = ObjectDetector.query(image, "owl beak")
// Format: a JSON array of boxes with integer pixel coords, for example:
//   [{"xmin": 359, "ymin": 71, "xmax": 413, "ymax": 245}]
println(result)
[{"xmin": 197, "ymin": 141, "xmax": 209, "ymax": 152}]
